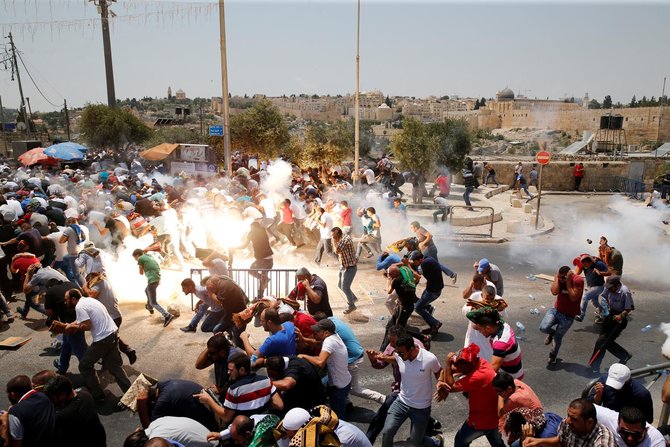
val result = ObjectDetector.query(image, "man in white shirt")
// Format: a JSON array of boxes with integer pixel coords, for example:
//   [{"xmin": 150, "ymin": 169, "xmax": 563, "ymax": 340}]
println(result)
[
  {"xmin": 63, "ymin": 289, "xmax": 130, "ymax": 401},
  {"xmin": 380, "ymin": 334, "xmax": 443, "ymax": 447},
  {"xmin": 595, "ymin": 405, "xmax": 665, "ymax": 447},
  {"xmin": 299, "ymin": 319, "xmax": 351, "ymax": 419},
  {"xmin": 363, "ymin": 168, "xmax": 377, "ymax": 187},
  {"xmin": 314, "ymin": 208, "xmax": 335, "ymax": 265}
]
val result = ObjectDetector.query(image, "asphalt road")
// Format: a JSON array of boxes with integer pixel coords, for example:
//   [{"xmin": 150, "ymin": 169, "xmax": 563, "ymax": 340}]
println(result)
[{"xmin": 1, "ymin": 194, "xmax": 669, "ymax": 446}]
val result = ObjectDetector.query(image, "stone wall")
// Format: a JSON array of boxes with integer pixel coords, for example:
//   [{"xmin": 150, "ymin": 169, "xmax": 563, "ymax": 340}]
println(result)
[
  {"xmin": 470, "ymin": 160, "xmax": 666, "ymax": 191},
  {"xmin": 498, "ymin": 107, "xmax": 670, "ymax": 145}
]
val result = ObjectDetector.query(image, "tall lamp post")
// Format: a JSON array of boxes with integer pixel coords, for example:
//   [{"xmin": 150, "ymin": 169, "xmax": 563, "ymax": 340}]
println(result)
[
  {"xmin": 219, "ymin": 0, "xmax": 232, "ymax": 177},
  {"xmin": 353, "ymin": 0, "xmax": 361, "ymax": 185},
  {"xmin": 91, "ymin": 0, "xmax": 117, "ymax": 107}
]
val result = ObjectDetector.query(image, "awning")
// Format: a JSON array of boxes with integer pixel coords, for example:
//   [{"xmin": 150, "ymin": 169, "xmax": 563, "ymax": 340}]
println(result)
[{"xmin": 139, "ymin": 143, "xmax": 179, "ymax": 161}]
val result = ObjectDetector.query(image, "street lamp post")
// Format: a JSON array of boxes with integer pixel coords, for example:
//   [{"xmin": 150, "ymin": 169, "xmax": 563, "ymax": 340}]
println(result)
[
  {"xmin": 353, "ymin": 0, "xmax": 360, "ymax": 185},
  {"xmin": 219, "ymin": 0, "xmax": 232, "ymax": 177}
]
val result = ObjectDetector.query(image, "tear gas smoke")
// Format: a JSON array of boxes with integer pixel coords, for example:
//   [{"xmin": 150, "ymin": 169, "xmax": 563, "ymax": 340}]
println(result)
[{"xmin": 661, "ymin": 322, "xmax": 670, "ymax": 359}]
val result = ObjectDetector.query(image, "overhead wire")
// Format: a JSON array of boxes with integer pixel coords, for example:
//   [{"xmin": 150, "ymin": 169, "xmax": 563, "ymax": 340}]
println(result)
[{"xmin": 16, "ymin": 49, "xmax": 61, "ymax": 108}]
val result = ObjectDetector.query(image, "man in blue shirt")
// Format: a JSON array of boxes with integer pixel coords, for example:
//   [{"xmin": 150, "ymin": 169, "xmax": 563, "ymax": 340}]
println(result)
[
  {"xmin": 588, "ymin": 363, "xmax": 653, "ymax": 423},
  {"xmin": 240, "ymin": 308, "xmax": 296, "ymax": 368},
  {"xmin": 408, "ymin": 250, "xmax": 457, "ymax": 335},
  {"xmin": 575, "ymin": 255, "xmax": 609, "ymax": 322}
]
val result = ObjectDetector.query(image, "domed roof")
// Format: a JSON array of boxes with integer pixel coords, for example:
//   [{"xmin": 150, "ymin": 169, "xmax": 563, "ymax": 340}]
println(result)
[
  {"xmin": 378, "ymin": 103, "xmax": 390, "ymax": 109},
  {"xmin": 496, "ymin": 88, "xmax": 515, "ymax": 100}
]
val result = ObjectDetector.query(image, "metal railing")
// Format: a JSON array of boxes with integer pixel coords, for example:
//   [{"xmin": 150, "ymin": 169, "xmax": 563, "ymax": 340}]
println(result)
[
  {"xmin": 581, "ymin": 361, "xmax": 670, "ymax": 427},
  {"xmin": 189, "ymin": 268, "xmax": 298, "ymax": 310},
  {"xmin": 583, "ymin": 176, "xmax": 647, "ymax": 199},
  {"xmin": 448, "ymin": 205, "xmax": 496, "ymax": 238}
]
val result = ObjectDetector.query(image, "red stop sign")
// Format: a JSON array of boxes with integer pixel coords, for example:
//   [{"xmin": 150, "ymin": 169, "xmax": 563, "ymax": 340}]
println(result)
[{"xmin": 536, "ymin": 151, "xmax": 551, "ymax": 165}]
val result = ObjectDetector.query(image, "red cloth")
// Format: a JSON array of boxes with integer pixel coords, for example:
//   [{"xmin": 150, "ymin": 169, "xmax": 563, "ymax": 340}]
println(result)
[
  {"xmin": 574, "ymin": 164, "xmax": 584, "ymax": 178},
  {"xmin": 11, "ymin": 255, "xmax": 40, "ymax": 276},
  {"xmin": 452, "ymin": 358, "xmax": 499, "ymax": 430},
  {"xmin": 281, "ymin": 206, "xmax": 294, "ymax": 224},
  {"xmin": 293, "ymin": 311, "xmax": 317, "ymax": 339},
  {"xmin": 340, "ymin": 207, "xmax": 352, "ymax": 227},
  {"xmin": 554, "ymin": 275, "xmax": 584, "ymax": 317}
]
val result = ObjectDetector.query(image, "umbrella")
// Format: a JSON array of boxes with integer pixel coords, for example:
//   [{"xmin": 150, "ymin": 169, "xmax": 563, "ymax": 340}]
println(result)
[
  {"xmin": 43, "ymin": 142, "xmax": 86, "ymax": 161},
  {"xmin": 52, "ymin": 141, "xmax": 88, "ymax": 152},
  {"xmin": 17, "ymin": 147, "xmax": 60, "ymax": 167}
]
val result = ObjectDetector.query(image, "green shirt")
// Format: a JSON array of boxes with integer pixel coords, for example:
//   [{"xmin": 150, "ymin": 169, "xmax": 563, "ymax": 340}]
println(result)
[{"xmin": 138, "ymin": 254, "xmax": 161, "ymax": 284}]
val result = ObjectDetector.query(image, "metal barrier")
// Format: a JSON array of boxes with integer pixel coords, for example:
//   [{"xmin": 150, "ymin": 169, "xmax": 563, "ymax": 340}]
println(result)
[
  {"xmin": 583, "ymin": 176, "xmax": 647, "ymax": 199},
  {"xmin": 448, "ymin": 205, "xmax": 496, "ymax": 238},
  {"xmin": 581, "ymin": 361, "xmax": 670, "ymax": 427},
  {"xmin": 189, "ymin": 268, "xmax": 298, "ymax": 310}
]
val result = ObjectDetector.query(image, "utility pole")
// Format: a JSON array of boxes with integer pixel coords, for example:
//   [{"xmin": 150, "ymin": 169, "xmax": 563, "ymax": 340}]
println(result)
[
  {"xmin": 7, "ymin": 32, "xmax": 31, "ymax": 139},
  {"xmin": 63, "ymin": 99, "xmax": 71, "ymax": 141},
  {"xmin": 353, "ymin": 0, "xmax": 361, "ymax": 185},
  {"xmin": 657, "ymin": 76, "xmax": 667, "ymax": 158},
  {"xmin": 25, "ymin": 97, "xmax": 34, "ymax": 124},
  {"xmin": 199, "ymin": 104, "xmax": 204, "ymax": 139},
  {"xmin": 219, "ymin": 0, "xmax": 232, "ymax": 177},
  {"xmin": 92, "ymin": 0, "xmax": 117, "ymax": 107},
  {"xmin": 0, "ymin": 95, "xmax": 8, "ymax": 155}
]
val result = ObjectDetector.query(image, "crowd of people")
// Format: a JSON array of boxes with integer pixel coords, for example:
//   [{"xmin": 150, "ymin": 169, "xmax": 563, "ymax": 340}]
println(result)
[{"xmin": 0, "ymin": 152, "xmax": 668, "ymax": 447}]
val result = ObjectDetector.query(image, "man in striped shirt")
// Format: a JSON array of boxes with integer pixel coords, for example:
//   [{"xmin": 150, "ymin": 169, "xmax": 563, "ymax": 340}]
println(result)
[
  {"xmin": 332, "ymin": 226, "xmax": 359, "ymax": 314},
  {"xmin": 467, "ymin": 307, "xmax": 524, "ymax": 380},
  {"xmin": 194, "ymin": 352, "xmax": 283, "ymax": 427}
]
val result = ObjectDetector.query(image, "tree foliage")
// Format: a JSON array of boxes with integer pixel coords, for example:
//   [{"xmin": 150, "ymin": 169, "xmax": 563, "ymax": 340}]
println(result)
[
  {"xmin": 145, "ymin": 126, "xmax": 204, "ymax": 147},
  {"xmin": 229, "ymin": 99, "xmax": 290, "ymax": 159},
  {"xmin": 588, "ymin": 99, "xmax": 602, "ymax": 109},
  {"xmin": 391, "ymin": 118, "xmax": 472, "ymax": 178},
  {"xmin": 296, "ymin": 121, "xmax": 352, "ymax": 169},
  {"xmin": 603, "ymin": 95, "xmax": 612, "ymax": 109},
  {"xmin": 80, "ymin": 104, "xmax": 152, "ymax": 151},
  {"xmin": 480, "ymin": 97, "xmax": 487, "ymax": 107},
  {"xmin": 473, "ymin": 99, "xmax": 480, "ymax": 110}
]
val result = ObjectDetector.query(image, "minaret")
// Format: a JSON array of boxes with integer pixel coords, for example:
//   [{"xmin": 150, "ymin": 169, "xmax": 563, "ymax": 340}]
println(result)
[
  {"xmin": 168, "ymin": 86, "xmax": 173, "ymax": 100},
  {"xmin": 583, "ymin": 92, "xmax": 589, "ymax": 109}
]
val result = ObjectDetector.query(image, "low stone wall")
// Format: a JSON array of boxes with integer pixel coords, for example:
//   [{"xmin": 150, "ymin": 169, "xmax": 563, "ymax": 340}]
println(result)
[{"xmin": 466, "ymin": 160, "xmax": 666, "ymax": 191}]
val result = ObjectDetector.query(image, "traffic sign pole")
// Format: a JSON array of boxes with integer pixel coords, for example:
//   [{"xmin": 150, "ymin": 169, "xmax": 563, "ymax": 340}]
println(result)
[
  {"xmin": 535, "ymin": 164, "xmax": 543, "ymax": 229},
  {"xmin": 534, "ymin": 150, "xmax": 551, "ymax": 229}
]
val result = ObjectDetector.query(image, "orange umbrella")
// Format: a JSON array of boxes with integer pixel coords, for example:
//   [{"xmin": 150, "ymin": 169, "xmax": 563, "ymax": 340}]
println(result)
[
  {"xmin": 18, "ymin": 147, "xmax": 60, "ymax": 167},
  {"xmin": 140, "ymin": 143, "xmax": 179, "ymax": 161}
]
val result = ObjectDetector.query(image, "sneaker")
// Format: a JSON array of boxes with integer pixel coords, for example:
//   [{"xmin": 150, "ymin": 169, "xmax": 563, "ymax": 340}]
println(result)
[
  {"xmin": 343, "ymin": 306, "xmax": 356, "ymax": 315},
  {"xmin": 422, "ymin": 334, "xmax": 432, "ymax": 351},
  {"xmin": 451, "ymin": 273, "xmax": 458, "ymax": 284},
  {"xmin": 544, "ymin": 333, "xmax": 553, "ymax": 345},
  {"xmin": 547, "ymin": 354, "xmax": 557, "ymax": 364},
  {"xmin": 180, "ymin": 326, "xmax": 196, "ymax": 333},
  {"xmin": 429, "ymin": 322, "xmax": 443, "ymax": 336},
  {"xmin": 594, "ymin": 316, "xmax": 604, "ymax": 324},
  {"xmin": 126, "ymin": 350, "xmax": 138, "ymax": 365},
  {"xmin": 53, "ymin": 359, "xmax": 65, "ymax": 373},
  {"xmin": 433, "ymin": 434, "xmax": 444, "ymax": 447},
  {"xmin": 163, "ymin": 314, "xmax": 175, "ymax": 327},
  {"xmin": 574, "ymin": 315, "xmax": 584, "ymax": 322},
  {"xmin": 620, "ymin": 354, "xmax": 633, "ymax": 365},
  {"xmin": 145, "ymin": 304, "xmax": 154, "ymax": 315}
]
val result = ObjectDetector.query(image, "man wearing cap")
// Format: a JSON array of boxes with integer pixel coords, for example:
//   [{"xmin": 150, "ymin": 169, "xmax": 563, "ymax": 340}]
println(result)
[
  {"xmin": 288, "ymin": 267, "xmax": 333, "ymax": 317},
  {"xmin": 408, "ymin": 250, "xmax": 457, "ymax": 336},
  {"xmin": 298, "ymin": 318, "xmax": 351, "ymax": 419},
  {"xmin": 277, "ymin": 407, "xmax": 372, "ymax": 447},
  {"xmin": 474, "ymin": 258, "xmax": 504, "ymax": 296},
  {"xmin": 588, "ymin": 364, "xmax": 654, "ymax": 424},
  {"xmin": 589, "ymin": 276, "xmax": 634, "ymax": 373},
  {"xmin": 575, "ymin": 255, "xmax": 609, "ymax": 322},
  {"xmin": 540, "ymin": 266, "xmax": 585, "ymax": 365}
]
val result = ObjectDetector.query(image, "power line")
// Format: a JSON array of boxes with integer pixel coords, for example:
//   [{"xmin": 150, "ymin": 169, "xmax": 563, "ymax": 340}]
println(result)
[{"xmin": 16, "ymin": 50, "xmax": 61, "ymax": 107}]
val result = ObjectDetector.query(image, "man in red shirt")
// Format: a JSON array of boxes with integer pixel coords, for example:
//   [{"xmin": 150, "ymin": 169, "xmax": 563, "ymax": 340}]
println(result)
[
  {"xmin": 540, "ymin": 266, "xmax": 585, "ymax": 365},
  {"xmin": 436, "ymin": 343, "xmax": 504, "ymax": 447},
  {"xmin": 574, "ymin": 163, "xmax": 585, "ymax": 191},
  {"xmin": 278, "ymin": 199, "xmax": 301, "ymax": 247}
]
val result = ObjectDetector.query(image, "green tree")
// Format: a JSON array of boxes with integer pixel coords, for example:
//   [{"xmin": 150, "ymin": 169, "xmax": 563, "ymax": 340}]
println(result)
[
  {"xmin": 588, "ymin": 99, "xmax": 601, "ymax": 109},
  {"xmin": 630, "ymin": 95, "xmax": 637, "ymax": 107},
  {"xmin": 603, "ymin": 95, "xmax": 612, "ymax": 109},
  {"xmin": 229, "ymin": 99, "xmax": 290, "ymax": 159},
  {"xmin": 80, "ymin": 104, "xmax": 152, "ymax": 153},
  {"xmin": 297, "ymin": 121, "xmax": 353, "ymax": 175},
  {"xmin": 479, "ymin": 97, "xmax": 487, "ymax": 107},
  {"xmin": 384, "ymin": 95, "xmax": 393, "ymax": 107},
  {"xmin": 146, "ymin": 126, "xmax": 204, "ymax": 147},
  {"xmin": 429, "ymin": 118, "xmax": 472, "ymax": 173},
  {"xmin": 473, "ymin": 99, "xmax": 480, "ymax": 110}
]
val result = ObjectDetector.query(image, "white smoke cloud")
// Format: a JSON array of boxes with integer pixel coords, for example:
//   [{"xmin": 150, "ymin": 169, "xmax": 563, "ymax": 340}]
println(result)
[{"xmin": 661, "ymin": 322, "xmax": 670, "ymax": 359}]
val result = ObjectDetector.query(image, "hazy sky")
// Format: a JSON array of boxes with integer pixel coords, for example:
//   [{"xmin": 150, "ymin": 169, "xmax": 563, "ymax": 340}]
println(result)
[{"xmin": 1, "ymin": 0, "xmax": 669, "ymax": 112}]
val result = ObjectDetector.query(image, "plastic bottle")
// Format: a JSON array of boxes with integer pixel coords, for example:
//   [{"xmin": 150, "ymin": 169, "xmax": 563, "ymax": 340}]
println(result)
[
  {"xmin": 527, "ymin": 275, "xmax": 537, "ymax": 281},
  {"xmin": 515, "ymin": 321, "xmax": 526, "ymax": 340},
  {"xmin": 530, "ymin": 308, "xmax": 540, "ymax": 315},
  {"xmin": 528, "ymin": 294, "xmax": 535, "ymax": 300},
  {"xmin": 598, "ymin": 296, "xmax": 610, "ymax": 317},
  {"xmin": 641, "ymin": 324, "xmax": 653, "ymax": 333}
]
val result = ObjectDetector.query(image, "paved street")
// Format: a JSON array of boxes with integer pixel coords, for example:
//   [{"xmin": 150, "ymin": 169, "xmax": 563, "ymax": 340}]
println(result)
[{"xmin": 1, "ymin": 194, "xmax": 669, "ymax": 446}]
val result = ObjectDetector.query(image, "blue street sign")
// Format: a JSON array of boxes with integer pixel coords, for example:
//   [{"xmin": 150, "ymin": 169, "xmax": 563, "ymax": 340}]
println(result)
[{"xmin": 209, "ymin": 125, "xmax": 224, "ymax": 136}]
